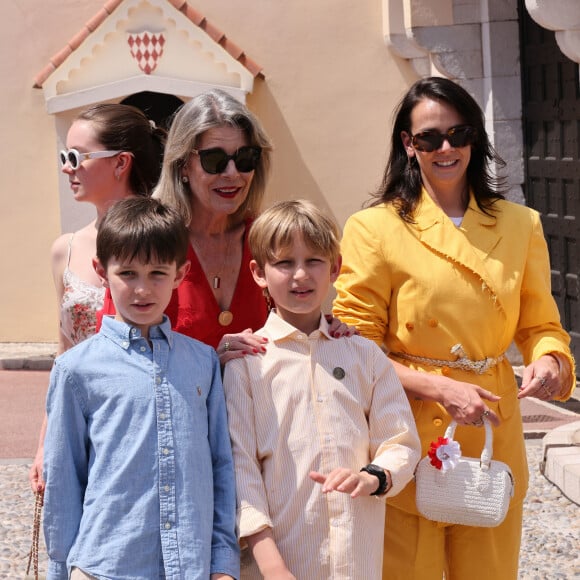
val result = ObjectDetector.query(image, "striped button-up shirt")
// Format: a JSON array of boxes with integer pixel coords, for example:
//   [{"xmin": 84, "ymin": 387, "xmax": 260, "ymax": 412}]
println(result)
[{"xmin": 223, "ymin": 312, "xmax": 420, "ymax": 579}]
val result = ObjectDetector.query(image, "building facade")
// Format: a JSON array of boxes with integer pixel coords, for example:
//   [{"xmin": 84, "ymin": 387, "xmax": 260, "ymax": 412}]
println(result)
[{"xmin": 0, "ymin": 0, "xmax": 578, "ymax": 350}]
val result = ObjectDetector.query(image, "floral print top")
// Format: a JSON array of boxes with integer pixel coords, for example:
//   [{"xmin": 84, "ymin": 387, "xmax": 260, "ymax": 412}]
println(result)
[{"xmin": 60, "ymin": 235, "xmax": 105, "ymax": 346}]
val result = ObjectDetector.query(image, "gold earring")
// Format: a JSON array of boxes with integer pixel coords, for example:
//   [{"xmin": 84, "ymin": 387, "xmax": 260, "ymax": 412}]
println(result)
[{"xmin": 263, "ymin": 288, "xmax": 274, "ymax": 312}]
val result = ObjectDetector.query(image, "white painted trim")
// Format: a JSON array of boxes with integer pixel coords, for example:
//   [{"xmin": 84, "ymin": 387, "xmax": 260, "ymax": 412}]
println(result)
[{"xmin": 45, "ymin": 76, "xmax": 247, "ymax": 114}]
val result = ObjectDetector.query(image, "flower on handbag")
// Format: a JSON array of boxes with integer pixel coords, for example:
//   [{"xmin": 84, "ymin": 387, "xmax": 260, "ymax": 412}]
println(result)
[{"xmin": 427, "ymin": 436, "xmax": 461, "ymax": 472}]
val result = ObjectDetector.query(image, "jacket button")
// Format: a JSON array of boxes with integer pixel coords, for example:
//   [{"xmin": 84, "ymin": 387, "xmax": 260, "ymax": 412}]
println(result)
[
  {"xmin": 441, "ymin": 366, "xmax": 450, "ymax": 376},
  {"xmin": 405, "ymin": 322, "xmax": 414, "ymax": 330},
  {"xmin": 428, "ymin": 318, "xmax": 438, "ymax": 327},
  {"xmin": 433, "ymin": 418, "xmax": 443, "ymax": 427}
]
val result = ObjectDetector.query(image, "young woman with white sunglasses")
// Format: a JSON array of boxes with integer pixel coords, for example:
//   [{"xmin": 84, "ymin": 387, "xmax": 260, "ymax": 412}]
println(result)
[{"xmin": 29, "ymin": 103, "xmax": 165, "ymax": 492}]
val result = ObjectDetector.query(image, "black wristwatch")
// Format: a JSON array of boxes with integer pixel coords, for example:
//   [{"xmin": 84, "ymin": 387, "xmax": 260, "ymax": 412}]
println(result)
[{"xmin": 360, "ymin": 463, "xmax": 389, "ymax": 496}]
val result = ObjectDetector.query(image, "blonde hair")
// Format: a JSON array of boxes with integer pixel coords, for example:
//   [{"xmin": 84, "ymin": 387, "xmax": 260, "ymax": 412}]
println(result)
[
  {"xmin": 153, "ymin": 89, "xmax": 272, "ymax": 226},
  {"xmin": 249, "ymin": 199, "xmax": 341, "ymax": 267}
]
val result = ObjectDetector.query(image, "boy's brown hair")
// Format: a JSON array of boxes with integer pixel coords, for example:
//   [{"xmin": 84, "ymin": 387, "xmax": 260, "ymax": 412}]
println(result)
[
  {"xmin": 249, "ymin": 199, "xmax": 341, "ymax": 267},
  {"xmin": 97, "ymin": 197, "xmax": 189, "ymax": 268}
]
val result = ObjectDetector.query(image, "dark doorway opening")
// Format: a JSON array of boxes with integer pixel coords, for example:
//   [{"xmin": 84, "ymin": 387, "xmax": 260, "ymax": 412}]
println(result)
[{"xmin": 121, "ymin": 91, "xmax": 184, "ymax": 131}]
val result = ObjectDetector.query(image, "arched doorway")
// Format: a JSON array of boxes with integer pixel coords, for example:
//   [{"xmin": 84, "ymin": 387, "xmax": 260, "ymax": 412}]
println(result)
[{"xmin": 121, "ymin": 91, "xmax": 184, "ymax": 131}]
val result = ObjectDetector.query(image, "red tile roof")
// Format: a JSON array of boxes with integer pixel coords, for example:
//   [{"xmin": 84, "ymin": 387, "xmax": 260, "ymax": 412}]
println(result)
[{"xmin": 33, "ymin": 0, "xmax": 263, "ymax": 88}]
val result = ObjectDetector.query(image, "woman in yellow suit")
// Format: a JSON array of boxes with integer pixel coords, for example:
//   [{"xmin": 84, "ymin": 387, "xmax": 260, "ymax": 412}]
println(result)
[{"xmin": 334, "ymin": 77, "xmax": 575, "ymax": 580}]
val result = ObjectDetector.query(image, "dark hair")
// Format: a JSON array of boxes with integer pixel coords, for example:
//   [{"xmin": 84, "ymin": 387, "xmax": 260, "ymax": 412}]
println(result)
[
  {"xmin": 78, "ymin": 104, "xmax": 166, "ymax": 196},
  {"xmin": 154, "ymin": 89, "xmax": 272, "ymax": 227},
  {"xmin": 371, "ymin": 77, "xmax": 506, "ymax": 220},
  {"xmin": 97, "ymin": 197, "xmax": 189, "ymax": 268}
]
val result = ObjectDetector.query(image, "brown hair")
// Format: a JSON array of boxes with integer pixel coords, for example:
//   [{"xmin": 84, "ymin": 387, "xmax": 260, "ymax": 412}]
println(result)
[
  {"xmin": 78, "ymin": 103, "xmax": 166, "ymax": 196},
  {"xmin": 97, "ymin": 197, "xmax": 189, "ymax": 268},
  {"xmin": 370, "ymin": 76, "xmax": 506, "ymax": 221}
]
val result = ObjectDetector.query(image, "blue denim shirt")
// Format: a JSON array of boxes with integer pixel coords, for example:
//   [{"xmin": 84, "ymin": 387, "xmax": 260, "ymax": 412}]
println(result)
[{"xmin": 43, "ymin": 316, "xmax": 239, "ymax": 580}]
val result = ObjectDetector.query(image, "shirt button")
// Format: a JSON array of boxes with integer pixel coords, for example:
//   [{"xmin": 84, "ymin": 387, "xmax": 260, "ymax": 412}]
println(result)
[
  {"xmin": 156, "ymin": 377, "xmax": 162, "ymax": 385},
  {"xmin": 162, "ymin": 448, "xmax": 169, "ymax": 455},
  {"xmin": 428, "ymin": 318, "xmax": 438, "ymax": 328},
  {"xmin": 433, "ymin": 418, "xmax": 443, "ymax": 427},
  {"xmin": 165, "ymin": 522, "xmax": 171, "ymax": 530},
  {"xmin": 317, "ymin": 396, "xmax": 323, "ymax": 402},
  {"xmin": 159, "ymin": 413, "xmax": 167, "ymax": 420},
  {"xmin": 122, "ymin": 341, "xmax": 129, "ymax": 348},
  {"xmin": 140, "ymin": 346, "xmax": 147, "ymax": 352},
  {"xmin": 164, "ymin": 485, "xmax": 170, "ymax": 492}
]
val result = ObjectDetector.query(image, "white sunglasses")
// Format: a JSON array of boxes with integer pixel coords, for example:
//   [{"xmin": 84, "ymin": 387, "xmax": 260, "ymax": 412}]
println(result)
[{"xmin": 59, "ymin": 148, "xmax": 121, "ymax": 170}]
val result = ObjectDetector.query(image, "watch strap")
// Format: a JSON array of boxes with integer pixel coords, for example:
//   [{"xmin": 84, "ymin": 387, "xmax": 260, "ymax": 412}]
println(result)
[{"xmin": 360, "ymin": 463, "xmax": 389, "ymax": 496}]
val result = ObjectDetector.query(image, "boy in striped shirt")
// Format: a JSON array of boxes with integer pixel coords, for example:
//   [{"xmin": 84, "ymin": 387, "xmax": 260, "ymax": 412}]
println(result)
[{"xmin": 223, "ymin": 199, "xmax": 420, "ymax": 579}]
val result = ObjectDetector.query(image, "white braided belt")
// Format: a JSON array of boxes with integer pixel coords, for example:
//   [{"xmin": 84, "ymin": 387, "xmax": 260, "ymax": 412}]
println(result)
[{"xmin": 392, "ymin": 343, "xmax": 506, "ymax": 375}]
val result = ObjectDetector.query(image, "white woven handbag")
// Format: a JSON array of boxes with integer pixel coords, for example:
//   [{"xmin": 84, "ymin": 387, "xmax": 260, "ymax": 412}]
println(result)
[{"xmin": 415, "ymin": 419, "xmax": 514, "ymax": 527}]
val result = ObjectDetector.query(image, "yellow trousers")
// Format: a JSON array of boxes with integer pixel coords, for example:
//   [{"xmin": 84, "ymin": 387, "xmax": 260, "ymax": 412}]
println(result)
[{"xmin": 383, "ymin": 501, "xmax": 523, "ymax": 580}]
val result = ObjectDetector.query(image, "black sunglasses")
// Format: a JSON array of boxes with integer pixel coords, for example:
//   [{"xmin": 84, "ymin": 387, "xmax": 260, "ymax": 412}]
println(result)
[
  {"xmin": 192, "ymin": 146, "xmax": 262, "ymax": 174},
  {"xmin": 410, "ymin": 125, "xmax": 476, "ymax": 152}
]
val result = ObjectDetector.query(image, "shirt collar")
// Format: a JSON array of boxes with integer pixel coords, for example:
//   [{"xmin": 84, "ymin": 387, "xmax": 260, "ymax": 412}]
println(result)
[
  {"xmin": 100, "ymin": 315, "xmax": 174, "ymax": 349},
  {"xmin": 263, "ymin": 310, "xmax": 334, "ymax": 341},
  {"xmin": 413, "ymin": 187, "xmax": 497, "ymax": 231}
]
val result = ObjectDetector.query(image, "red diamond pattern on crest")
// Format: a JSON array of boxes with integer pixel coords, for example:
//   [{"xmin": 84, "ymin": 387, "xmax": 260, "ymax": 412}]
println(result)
[{"xmin": 127, "ymin": 32, "xmax": 165, "ymax": 75}]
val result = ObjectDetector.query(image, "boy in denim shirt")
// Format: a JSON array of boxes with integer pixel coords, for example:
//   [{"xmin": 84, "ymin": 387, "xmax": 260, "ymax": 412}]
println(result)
[{"xmin": 43, "ymin": 197, "xmax": 239, "ymax": 580}]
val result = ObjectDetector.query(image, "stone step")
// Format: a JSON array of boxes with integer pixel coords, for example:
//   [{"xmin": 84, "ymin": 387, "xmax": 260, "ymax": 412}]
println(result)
[{"xmin": 541, "ymin": 421, "xmax": 580, "ymax": 506}]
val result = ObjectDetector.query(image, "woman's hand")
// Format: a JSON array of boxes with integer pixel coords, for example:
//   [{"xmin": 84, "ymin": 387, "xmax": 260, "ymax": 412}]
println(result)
[
  {"xmin": 439, "ymin": 377, "xmax": 501, "ymax": 427},
  {"xmin": 29, "ymin": 447, "xmax": 45, "ymax": 493},
  {"xmin": 325, "ymin": 315, "xmax": 357, "ymax": 338},
  {"xmin": 29, "ymin": 416, "xmax": 48, "ymax": 493},
  {"xmin": 389, "ymin": 358, "xmax": 501, "ymax": 427},
  {"xmin": 217, "ymin": 328, "xmax": 268, "ymax": 365},
  {"xmin": 518, "ymin": 354, "xmax": 562, "ymax": 401}
]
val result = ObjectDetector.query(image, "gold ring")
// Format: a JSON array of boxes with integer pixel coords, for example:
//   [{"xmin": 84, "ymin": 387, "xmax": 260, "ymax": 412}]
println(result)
[
  {"xmin": 482, "ymin": 410, "xmax": 490, "ymax": 418},
  {"xmin": 224, "ymin": 342, "xmax": 230, "ymax": 352}
]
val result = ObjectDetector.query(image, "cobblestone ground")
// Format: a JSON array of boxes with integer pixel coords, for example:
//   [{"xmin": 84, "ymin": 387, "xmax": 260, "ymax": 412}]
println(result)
[{"xmin": 1, "ymin": 442, "xmax": 578, "ymax": 579}]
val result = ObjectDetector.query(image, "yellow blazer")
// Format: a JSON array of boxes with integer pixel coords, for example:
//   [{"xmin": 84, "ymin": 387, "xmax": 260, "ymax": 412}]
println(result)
[{"xmin": 334, "ymin": 190, "xmax": 575, "ymax": 514}]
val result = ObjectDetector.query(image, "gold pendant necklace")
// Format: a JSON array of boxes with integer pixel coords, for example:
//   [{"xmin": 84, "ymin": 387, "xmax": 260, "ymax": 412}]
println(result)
[
  {"xmin": 218, "ymin": 310, "xmax": 234, "ymax": 326},
  {"xmin": 212, "ymin": 233, "xmax": 232, "ymax": 290}
]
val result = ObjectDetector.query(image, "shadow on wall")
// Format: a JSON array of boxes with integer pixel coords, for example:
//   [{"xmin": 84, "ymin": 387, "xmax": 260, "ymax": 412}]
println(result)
[
  {"xmin": 248, "ymin": 80, "xmax": 342, "ymax": 312},
  {"xmin": 248, "ymin": 80, "xmax": 334, "ymax": 218}
]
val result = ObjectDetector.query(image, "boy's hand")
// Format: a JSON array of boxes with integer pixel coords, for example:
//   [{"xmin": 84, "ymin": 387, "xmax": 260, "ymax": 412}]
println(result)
[
  {"xmin": 309, "ymin": 468, "xmax": 380, "ymax": 498},
  {"xmin": 246, "ymin": 527, "xmax": 296, "ymax": 579}
]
